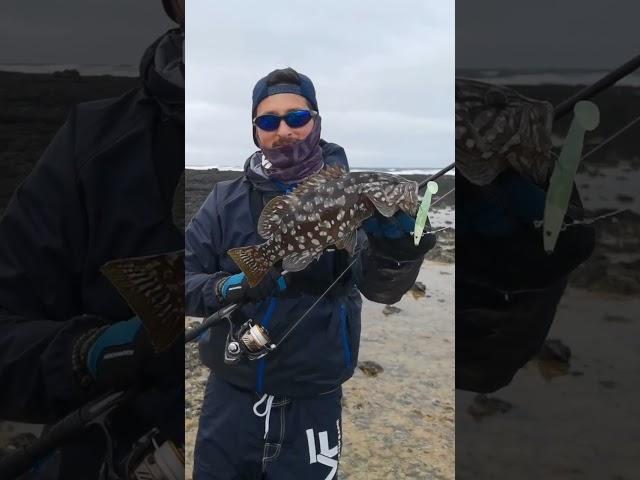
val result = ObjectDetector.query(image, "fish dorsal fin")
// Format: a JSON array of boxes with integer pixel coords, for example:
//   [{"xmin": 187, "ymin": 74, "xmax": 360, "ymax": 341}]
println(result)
[
  {"xmin": 323, "ymin": 163, "xmax": 346, "ymax": 179},
  {"xmin": 365, "ymin": 192, "xmax": 396, "ymax": 217},
  {"xmin": 258, "ymin": 196, "xmax": 290, "ymax": 239},
  {"xmin": 335, "ymin": 229, "xmax": 358, "ymax": 255},
  {"xmin": 288, "ymin": 164, "xmax": 347, "ymax": 197}
]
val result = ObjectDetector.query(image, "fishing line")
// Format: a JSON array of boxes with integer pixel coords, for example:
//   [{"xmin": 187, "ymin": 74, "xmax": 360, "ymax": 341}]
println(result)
[
  {"xmin": 581, "ymin": 113, "xmax": 640, "ymax": 161},
  {"xmin": 550, "ymin": 111, "xmax": 640, "ymax": 162},
  {"xmin": 276, "ymin": 248, "xmax": 364, "ymax": 346},
  {"xmin": 431, "ymin": 187, "xmax": 455, "ymax": 208},
  {"xmin": 533, "ymin": 208, "xmax": 630, "ymax": 231}
]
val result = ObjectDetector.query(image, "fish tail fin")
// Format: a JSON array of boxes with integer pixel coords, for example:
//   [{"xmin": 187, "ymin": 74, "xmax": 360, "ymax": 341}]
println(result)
[{"xmin": 227, "ymin": 242, "xmax": 275, "ymax": 287}]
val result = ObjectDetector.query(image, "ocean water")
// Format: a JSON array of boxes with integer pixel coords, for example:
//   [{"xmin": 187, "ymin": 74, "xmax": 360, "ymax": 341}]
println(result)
[
  {"xmin": 457, "ymin": 68, "xmax": 640, "ymax": 87},
  {"xmin": 186, "ymin": 165, "xmax": 452, "ymax": 176},
  {"xmin": 4, "ymin": 64, "xmax": 638, "ymax": 86},
  {"xmin": 0, "ymin": 63, "xmax": 138, "ymax": 77}
]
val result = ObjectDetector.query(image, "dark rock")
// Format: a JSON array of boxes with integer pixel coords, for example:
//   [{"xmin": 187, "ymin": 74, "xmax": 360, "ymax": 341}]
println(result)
[
  {"xmin": 357, "ymin": 360, "xmax": 384, "ymax": 377},
  {"xmin": 383, "ymin": 304, "xmax": 402, "ymax": 316},
  {"xmin": 603, "ymin": 314, "xmax": 631, "ymax": 323},
  {"xmin": 467, "ymin": 394, "xmax": 513, "ymax": 422},
  {"xmin": 616, "ymin": 194, "xmax": 634, "ymax": 203},
  {"xmin": 538, "ymin": 339, "xmax": 571, "ymax": 363},
  {"xmin": 598, "ymin": 380, "xmax": 617, "ymax": 389},
  {"xmin": 410, "ymin": 281, "xmax": 426, "ymax": 299},
  {"xmin": 52, "ymin": 69, "xmax": 81, "ymax": 79},
  {"xmin": 535, "ymin": 339, "xmax": 571, "ymax": 381}
]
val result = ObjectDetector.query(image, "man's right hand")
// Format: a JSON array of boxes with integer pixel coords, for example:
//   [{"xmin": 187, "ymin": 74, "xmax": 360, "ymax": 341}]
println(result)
[{"xmin": 216, "ymin": 268, "xmax": 287, "ymax": 305}]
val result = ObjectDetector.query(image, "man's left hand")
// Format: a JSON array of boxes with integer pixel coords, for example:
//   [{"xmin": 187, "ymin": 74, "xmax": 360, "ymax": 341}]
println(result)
[{"xmin": 362, "ymin": 211, "xmax": 436, "ymax": 261}]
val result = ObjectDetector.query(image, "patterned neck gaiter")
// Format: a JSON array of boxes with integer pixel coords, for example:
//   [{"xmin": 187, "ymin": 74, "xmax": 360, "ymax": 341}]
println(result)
[{"xmin": 261, "ymin": 116, "xmax": 324, "ymax": 183}]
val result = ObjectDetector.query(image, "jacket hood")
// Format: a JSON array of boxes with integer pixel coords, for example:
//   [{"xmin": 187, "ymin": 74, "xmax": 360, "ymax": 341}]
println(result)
[{"xmin": 139, "ymin": 29, "xmax": 184, "ymax": 123}]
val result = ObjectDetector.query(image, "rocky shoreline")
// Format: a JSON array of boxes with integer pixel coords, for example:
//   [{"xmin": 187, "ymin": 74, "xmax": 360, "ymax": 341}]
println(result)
[{"xmin": 0, "ymin": 70, "xmax": 139, "ymax": 215}]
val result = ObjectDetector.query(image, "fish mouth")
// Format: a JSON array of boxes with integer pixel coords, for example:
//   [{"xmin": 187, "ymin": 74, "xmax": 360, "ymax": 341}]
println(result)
[
  {"xmin": 404, "ymin": 182, "xmax": 420, "ymax": 217},
  {"xmin": 405, "ymin": 203, "xmax": 419, "ymax": 218}
]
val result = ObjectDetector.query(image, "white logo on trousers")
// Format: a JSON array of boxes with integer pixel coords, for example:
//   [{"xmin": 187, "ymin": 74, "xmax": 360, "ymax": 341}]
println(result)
[{"xmin": 306, "ymin": 423, "xmax": 340, "ymax": 480}]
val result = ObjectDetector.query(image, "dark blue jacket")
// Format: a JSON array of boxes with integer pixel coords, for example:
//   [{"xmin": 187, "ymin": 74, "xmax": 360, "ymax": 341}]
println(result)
[{"xmin": 185, "ymin": 143, "xmax": 424, "ymax": 397}]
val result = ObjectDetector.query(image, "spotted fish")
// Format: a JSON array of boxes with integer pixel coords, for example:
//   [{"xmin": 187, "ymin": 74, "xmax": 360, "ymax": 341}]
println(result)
[
  {"xmin": 227, "ymin": 164, "xmax": 420, "ymax": 287},
  {"xmin": 456, "ymin": 78, "xmax": 554, "ymax": 186}
]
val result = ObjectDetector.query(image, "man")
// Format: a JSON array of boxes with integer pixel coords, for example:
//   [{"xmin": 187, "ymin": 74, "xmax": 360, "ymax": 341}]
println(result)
[
  {"xmin": 0, "ymin": 1, "xmax": 185, "ymax": 478},
  {"xmin": 186, "ymin": 67, "xmax": 435, "ymax": 479}
]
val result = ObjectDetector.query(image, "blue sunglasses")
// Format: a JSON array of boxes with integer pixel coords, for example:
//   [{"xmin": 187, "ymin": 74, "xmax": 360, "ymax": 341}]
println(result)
[{"xmin": 253, "ymin": 109, "xmax": 317, "ymax": 132}]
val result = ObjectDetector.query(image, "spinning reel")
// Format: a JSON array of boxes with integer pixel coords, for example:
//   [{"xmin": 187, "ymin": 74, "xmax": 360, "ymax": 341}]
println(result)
[{"xmin": 223, "ymin": 318, "xmax": 276, "ymax": 364}]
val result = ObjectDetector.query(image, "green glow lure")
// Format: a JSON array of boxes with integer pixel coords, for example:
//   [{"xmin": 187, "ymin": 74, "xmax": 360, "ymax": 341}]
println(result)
[
  {"xmin": 543, "ymin": 101, "xmax": 600, "ymax": 253},
  {"xmin": 414, "ymin": 181, "xmax": 438, "ymax": 246}
]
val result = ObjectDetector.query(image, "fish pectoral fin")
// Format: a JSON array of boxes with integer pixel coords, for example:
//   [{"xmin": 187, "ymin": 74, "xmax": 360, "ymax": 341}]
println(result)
[
  {"xmin": 335, "ymin": 229, "xmax": 357, "ymax": 255},
  {"xmin": 282, "ymin": 251, "xmax": 316, "ymax": 272},
  {"xmin": 258, "ymin": 196, "xmax": 290, "ymax": 239},
  {"xmin": 364, "ymin": 193, "xmax": 396, "ymax": 217}
]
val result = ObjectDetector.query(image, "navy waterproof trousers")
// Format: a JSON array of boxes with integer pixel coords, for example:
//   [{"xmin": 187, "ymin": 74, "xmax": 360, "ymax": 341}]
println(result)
[{"xmin": 193, "ymin": 374, "xmax": 343, "ymax": 480}]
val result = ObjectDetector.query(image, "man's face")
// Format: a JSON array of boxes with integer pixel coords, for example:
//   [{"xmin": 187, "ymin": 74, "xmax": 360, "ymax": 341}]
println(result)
[{"xmin": 255, "ymin": 93, "xmax": 315, "ymax": 149}]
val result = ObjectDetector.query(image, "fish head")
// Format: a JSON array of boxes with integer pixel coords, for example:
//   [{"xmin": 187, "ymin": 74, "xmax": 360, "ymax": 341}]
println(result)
[
  {"xmin": 398, "ymin": 181, "xmax": 420, "ymax": 217},
  {"xmin": 455, "ymin": 78, "xmax": 554, "ymax": 185},
  {"xmin": 379, "ymin": 178, "xmax": 420, "ymax": 217}
]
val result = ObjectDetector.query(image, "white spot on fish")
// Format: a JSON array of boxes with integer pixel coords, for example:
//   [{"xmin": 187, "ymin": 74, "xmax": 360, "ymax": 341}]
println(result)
[
  {"xmin": 335, "ymin": 195, "xmax": 346, "ymax": 206},
  {"xmin": 319, "ymin": 231, "xmax": 328, "ymax": 237},
  {"xmin": 336, "ymin": 210, "xmax": 345, "ymax": 221},
  {"xmin": 307, "ymin": 231, "xmax": 314, "ymax": 238},
  {"xmin": 298, "ymin": 243, "xmax": 305, "ymax": 250},
  {"xmin": 311, "ymin": 239, "xmax": 320, "ymax": 246},
  {"xmin": 288, "ymin": 244, "xmax": 294, "ymax": 251}
]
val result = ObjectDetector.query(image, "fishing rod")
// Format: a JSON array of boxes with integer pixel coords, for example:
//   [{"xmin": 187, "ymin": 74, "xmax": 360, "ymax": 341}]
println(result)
[
  {"xmin": 0, "ymin": 388, "xmax": 185, "ymax": 479},
  {"xmin": 553, "ymin": 53, "xmax": 640, "ymax": 120},
  {"xmin": 417, "ymin": 53, "xmax": 640, "ymax": 192},
  {"xmin": 0, "ymin": 391, "xmax": 127, "ymax": 478},
  {"xmin": 185, "ymin": 303, "xmax": 240, "ymax": 343}
]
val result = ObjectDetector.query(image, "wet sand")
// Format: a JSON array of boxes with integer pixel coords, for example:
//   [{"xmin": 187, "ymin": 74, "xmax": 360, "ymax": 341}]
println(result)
[
  {"xmin": 185, "ymin": 257, "xmax": 455, "ymax": 479},
  {"xmin": 340, "ymin": 260, "xmax": 455, "ymax": 479},
  {"xmin": 456, "ymin": 288, "xmax": 640, "ymax": 480}
]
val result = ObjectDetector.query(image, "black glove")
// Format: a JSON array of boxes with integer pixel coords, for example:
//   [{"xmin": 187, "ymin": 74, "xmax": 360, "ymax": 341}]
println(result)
[
  {"xmin": 73, "ymin": 316, "xmax": 183, "ymax": 391},
  {"xmin": 214, "ymin": 268, "xmax": 287, "ymax": 305},
  {"xmin": 363, "ymin": 211, "xmax": 436, "ymax": 261}
]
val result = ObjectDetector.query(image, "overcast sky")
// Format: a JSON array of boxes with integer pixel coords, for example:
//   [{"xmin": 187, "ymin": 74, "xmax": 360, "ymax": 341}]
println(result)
[
  {"xmin": 186, "ymin": 1, "xmax": 455, "ymax": 169},
  {"xmin": 0, "ymin": 1, "xmax": 172, "ymax": 65},
  {"xmin": 457, "ymin": 0, "xmax": 640, "ymax": 69}
]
